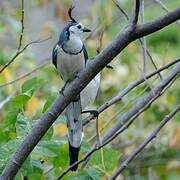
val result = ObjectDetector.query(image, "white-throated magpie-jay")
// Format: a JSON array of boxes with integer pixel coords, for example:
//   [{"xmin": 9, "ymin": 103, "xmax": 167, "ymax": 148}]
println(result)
[{"xmin": 52, "ymin": 7, "xmax": 100, "ymax": 171}]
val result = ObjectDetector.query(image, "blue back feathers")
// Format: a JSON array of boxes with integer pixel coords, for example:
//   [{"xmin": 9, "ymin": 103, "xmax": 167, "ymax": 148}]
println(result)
[{"xmin": 58, "ymin": 20, "xmax": 78, "ymax": 45}]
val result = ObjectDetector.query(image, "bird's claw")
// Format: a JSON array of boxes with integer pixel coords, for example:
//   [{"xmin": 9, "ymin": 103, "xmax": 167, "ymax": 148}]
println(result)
[
  {"xmin": 59, "ymin": 81, "xmax": 69, "ymax": 97},
  {"xmin": 82, "ymin": 110, "xmax": 99, "ymax": 119}
]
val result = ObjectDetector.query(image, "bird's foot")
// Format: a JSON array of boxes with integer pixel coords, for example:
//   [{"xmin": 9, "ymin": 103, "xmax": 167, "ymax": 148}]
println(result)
[
  {"xmin": 59, "ymin": 81, "xmax": 69, "ymax": 97},
  {"xmin": 82, "ymin": 110, "xmax": 99, "ymax": 119}
]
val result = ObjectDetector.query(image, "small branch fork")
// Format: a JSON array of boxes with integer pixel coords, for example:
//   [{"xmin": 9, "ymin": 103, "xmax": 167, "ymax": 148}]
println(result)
[
  {"xmin": 0, "ymin": 0, "xmax": 51, "ymax": 74},
  {"xmin": 0, "ymin": 0, "xmax": 25, "ymax": 74},
  {"xmin": 1, "ymin": 0, "xmax": 180, "ymax": 178},
  {"xmin": 0, "ymin": 38, "xmax": 51, "ymax": 74},
  {"xmin": 109, "ymin": 104, "xmax": 180, "ymax": 179}
]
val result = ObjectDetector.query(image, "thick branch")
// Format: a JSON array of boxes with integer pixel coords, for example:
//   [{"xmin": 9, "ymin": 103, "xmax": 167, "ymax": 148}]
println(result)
[
  {"xmin": 134, "ymin": 8, "xmax": 180, "ymax": 38},
  {"xmin": 1, "ymin": 8, "xmax": 180, "ymax": 180},
  {"xmin": 153, "ymin": 0, "xmax": 180, "ymax": 26},
  {"xmin": 109, "ymin": 105, "xmax": 180, "ymax": 179}
]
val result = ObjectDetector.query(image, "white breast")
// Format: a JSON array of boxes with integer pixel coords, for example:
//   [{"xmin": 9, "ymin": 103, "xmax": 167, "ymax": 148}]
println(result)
[
  {"xmin": 56, "ymin": 47, "xmax": 85, "ymax": 82},
  {"xmin": 64, "ymin": 34, "xmax": 83, "ymax": 53}
]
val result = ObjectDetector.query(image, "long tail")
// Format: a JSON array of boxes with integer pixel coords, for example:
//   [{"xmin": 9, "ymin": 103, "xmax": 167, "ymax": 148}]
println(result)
[{"xmin": 66, "ymin": 95, "xmax": 83, "ymax": 171}]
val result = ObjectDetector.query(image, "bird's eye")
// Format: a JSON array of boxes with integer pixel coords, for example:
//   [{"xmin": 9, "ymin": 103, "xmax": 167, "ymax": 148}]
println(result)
[{"xmin": 77, "ymin": 25, "xmax": 81, "ymax": 29}]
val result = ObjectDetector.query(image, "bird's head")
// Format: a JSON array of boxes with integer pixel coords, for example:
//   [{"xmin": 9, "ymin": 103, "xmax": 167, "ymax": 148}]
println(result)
[
  {"xmin": 58, "ymin": 6, "xmax": 91, "ymax": 54},
  {"xmin": 67, "ymin": 7, "xmax": 91, "ymax": 36},
  {"xmin": 68, "ymin": 22, "xmax": 91, "ymax": 36}
]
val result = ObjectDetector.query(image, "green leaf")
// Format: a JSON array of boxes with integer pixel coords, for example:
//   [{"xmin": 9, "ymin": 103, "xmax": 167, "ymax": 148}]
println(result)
[
  {"xmin": 12, "ymin": 94, "xmax": 31, "ymax": 108},
  {"xmin": 51, "ymin": 143, "xmax": 69, "ymax": 175},
  {"xmin": 0, "ymin": 109, "xmax": 19, "ymax": 142},
  {"xmin": 89, "ymin": 147, "xmax": 121, "ymax": 172},
  {"xmin": 86, "ymin": 168, "xmax": 101, "ymax": 180},
  {"xmin": 33, "ymin": 145, "xmax": 58, "ymax": 158},
  {"xmin": 16, "ymin": 156, "xmax": 32, "ymax": 180},
  {"xmin": 43, "ymin": 127, "xmax": 53, "ymax": 140},
  {"xmin": 0, "ymin": 51, "xmax": 6, "ymax": 65},
  {"xmin": 42, "ymin": 93, "xmax": 56, "ymax": 112},
  {"xmin": 16, "ymin": 112, "xmax": 31, "ymax": 137},
  {"xmin": 0, "ymin": 139, "xmax": 21, "ymax": 172},
  {"xmin": 21, "ymin": 77, "xmax": 45, "ymax": 93}
]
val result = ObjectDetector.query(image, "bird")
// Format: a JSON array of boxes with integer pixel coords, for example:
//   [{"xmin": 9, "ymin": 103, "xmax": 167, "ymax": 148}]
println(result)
[{"xmin": 52, "ymin": 7, "xmax": 100, "ymax": 171}]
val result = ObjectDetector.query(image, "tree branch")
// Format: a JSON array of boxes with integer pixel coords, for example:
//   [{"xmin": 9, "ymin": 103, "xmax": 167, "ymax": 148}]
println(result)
[
  {"xmin": 83, "ymin": 58, "xmax": 180, "ymax": 125},
  {"xmin": 98, "ymin": 65, "xmax": 179, "ymax": 149},
  {"xmin": 0, "ymin": 37, "xmax": 51, "ymax": 74},
  {"xmin": 1, "ymin": 7, "xmax": 180, "ymax": 179},
  {"xmin": 109, "ymin": 105, "xmax": 180, "ymax": 179},
  {"xmin": 58, "ymin": 65, "xmax": 179, "ymax": 179},
  {"xmin": 17, "ymin": 0, "xmax": 25, "ymax": 51},
  {"xmin": 82, "ymin": 64, "xmax": 179, "ymax": 168},
  {"xmin": 112, "ymin": 0, "xmax": 129, "ymax": 20}
]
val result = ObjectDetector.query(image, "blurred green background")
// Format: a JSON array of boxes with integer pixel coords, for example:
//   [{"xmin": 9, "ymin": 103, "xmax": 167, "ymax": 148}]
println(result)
[{"xmin": 0, "ymin": 0, "xmax": 180, "ymax": 179}]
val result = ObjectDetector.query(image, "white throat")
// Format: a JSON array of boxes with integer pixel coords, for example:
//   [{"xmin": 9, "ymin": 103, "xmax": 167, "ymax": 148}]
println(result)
[{"xmin": 63, "ymin": 33, "xmax": 83, "ymax": 54}]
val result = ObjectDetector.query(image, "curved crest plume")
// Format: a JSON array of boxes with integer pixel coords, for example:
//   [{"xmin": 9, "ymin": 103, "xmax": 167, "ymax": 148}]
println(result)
[{"xmin": 68, "ymin": 6, "xmax": 77, "ymax": 23}]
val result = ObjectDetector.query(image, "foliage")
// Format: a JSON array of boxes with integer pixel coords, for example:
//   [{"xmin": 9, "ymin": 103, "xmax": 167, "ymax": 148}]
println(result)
[{"xmin": 0, "ymin": 0, "xmax": 180, "ymax": 179}]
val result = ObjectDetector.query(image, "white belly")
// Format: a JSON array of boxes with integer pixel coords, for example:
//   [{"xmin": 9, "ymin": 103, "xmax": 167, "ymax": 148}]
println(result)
[{"xmin": 57, "ymin": 48, "xmax": 85, "ymax": 82}]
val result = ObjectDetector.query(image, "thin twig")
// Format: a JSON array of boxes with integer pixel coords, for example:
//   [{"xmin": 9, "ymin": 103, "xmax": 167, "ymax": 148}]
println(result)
[
  {"xmin": 17, "ymin": 0, "xmax": 25, "ymax": 51},
  {"xmin": 0, "ymin": 37, "xmax": 51, "ymax": 74},
  {"xmin": 109, "ymin": 105, "xmax": 180, "ymax": 179},
  {"xmin": 97, "ymin": 28, "xmax": 105, "ymax": 54},
  {"xmin": 0, "ymin": 93, "xmax": 16, "ymax": 110},
  {"xmin": 139, "ymin": 39, "xmax": 163, "ymax": 80},
  {"xmin": 96, "ymin": 117, "xmax": 106, "ymax": 174},
  {"xmin": 88, "ymin": 82, "xmax": 154, "ymax": 143},
  {"xmin": 130, "ymin": 0, "xmax": 140, "ymax": 25},
  {"xmin": 140, "ymin": 0, "xmax": 147, "ymax": 75},
  {"xmin": 112, "ymin": 0, "xmax": 129, "ymax": 20},
  {"xmin": 0, "ymin": 60, "xmax": 49, "ymax": 88},
  {"xmin": 83, "ymin": 58, "xmax": 180, "ymax": 125}
]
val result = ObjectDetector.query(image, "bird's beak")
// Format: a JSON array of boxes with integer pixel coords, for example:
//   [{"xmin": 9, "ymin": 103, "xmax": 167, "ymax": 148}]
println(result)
[{"xmin": 82, "ymin": 27, "xmax": 91, "ymax": 32}]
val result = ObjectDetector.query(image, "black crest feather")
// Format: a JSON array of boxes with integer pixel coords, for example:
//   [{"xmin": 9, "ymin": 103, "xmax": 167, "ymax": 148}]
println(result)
[{"xmin": 68, "ymin": 6, "xmax": 77, "ymax": 23}]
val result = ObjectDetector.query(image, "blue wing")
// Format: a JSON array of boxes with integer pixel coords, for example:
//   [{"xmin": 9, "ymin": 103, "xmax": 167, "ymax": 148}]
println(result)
[
  {"xmin": 82, "ymin": 44, "xmax": 88, "ymax": 64},
  {"xmin": 52, "ymin": 44, "xmax": 58, "ymax": 68}
]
